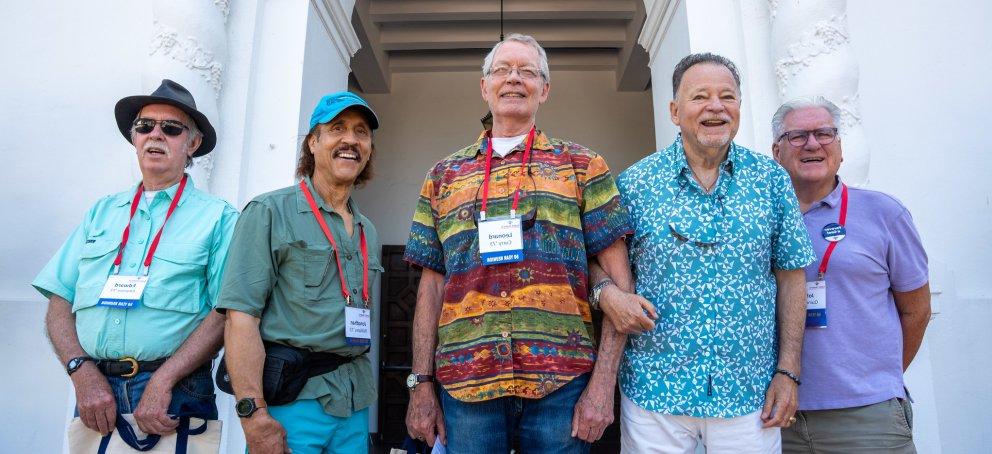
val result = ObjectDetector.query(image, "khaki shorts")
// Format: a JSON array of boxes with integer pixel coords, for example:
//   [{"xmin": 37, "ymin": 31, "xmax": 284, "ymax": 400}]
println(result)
[{"xmin": 783, "ymin": 397, "xmax": 915, "ymax": 454}]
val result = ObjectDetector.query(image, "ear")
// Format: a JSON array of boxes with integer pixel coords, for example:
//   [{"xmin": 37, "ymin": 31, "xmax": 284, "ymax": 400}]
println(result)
[
  {"xmin": 308, "ymin": 130, "xmax": 319, "ymax": 150},
  {"xmin": 480, "ymin": 77, "xmax": 489, "ymax": 102},
  {"xmin": 669, "ymin": 100, "xmax": 680, "ymax": 126},
  {"xmin": 187, "ymin": 134, "xmax": 202, "ymax": 157},
  {"xmin": 772, "ymin": 142, "xmax": 781, "ymax": 162},
  {"xmin": 538, "ymin": 81, "xmax": 551, "ymax": 104}
]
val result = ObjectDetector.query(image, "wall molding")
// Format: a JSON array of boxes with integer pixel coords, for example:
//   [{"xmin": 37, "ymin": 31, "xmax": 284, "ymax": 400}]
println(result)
[
  {"xmin": 638, "ymin": 0, "xmax": 681, "ymax": 60},
  {"xmin": 311, "ymin": 0, "xmax": 362, "ymax": 67}
]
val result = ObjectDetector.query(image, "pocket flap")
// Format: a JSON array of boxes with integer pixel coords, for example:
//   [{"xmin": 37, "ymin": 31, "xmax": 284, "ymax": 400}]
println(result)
[
  {"xmin": 153, "ymin": 243, "xmax": 209, "ymax": 266},
  {"xmin": 80, "ymin": 239, "xmax": 119, "ymax": 259}
]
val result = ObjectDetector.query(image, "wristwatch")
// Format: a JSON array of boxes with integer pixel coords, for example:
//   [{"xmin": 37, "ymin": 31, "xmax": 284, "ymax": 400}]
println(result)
[
  {"xmin": 406, "ymin": 373, "xmax": 433, "ymax": 391},
  {"xmin": 66, "ymin": 356, "xmax": 94, "ymax": 376},
  {"xmin": 589, "ymin": 278, "xmax": 615, "ymax": 310},
  {"xmin": 236, "ymin": 397, "xmax": 267, "ymax": 418}
]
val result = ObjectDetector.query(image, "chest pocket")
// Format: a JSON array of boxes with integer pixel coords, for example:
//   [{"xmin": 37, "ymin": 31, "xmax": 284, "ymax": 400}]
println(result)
[
  {"xmin": 303, "ymin": 248, "xmax": 335, "ymax": 301},
  {"xmin": 73, "ymin": 238, "xmax": 120, "ymax": 312},
  {"xmin": 143, "ymin": 243, "xmax": 209, "ymax": 314}
]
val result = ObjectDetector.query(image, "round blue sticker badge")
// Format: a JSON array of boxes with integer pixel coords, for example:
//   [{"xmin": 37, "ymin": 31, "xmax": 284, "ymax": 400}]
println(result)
[{"xmin": 822, "ymin": 223, "xmax": 846, "ymax": 242}]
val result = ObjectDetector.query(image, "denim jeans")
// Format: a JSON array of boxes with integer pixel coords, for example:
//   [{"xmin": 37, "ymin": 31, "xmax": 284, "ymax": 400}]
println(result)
[
  {"xmin": 76, "ymin": 365, "xmax": 218, "ymax": 419},
  {"xmin": 439, "ymin": 373, "xmax": 591, "ymax": 454}
]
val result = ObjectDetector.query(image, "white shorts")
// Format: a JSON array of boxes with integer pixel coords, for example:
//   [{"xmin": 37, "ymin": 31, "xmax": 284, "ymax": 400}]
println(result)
[{"xmin": 620, "ymin": 394, "xmax": 781, "ymax": 454}]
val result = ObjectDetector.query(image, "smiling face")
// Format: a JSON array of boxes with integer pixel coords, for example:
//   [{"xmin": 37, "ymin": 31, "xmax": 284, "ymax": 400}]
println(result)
[
  {"xmin": 773, "ymin": 106, "xmax": 843, "ymax": 187},
  {"xmin": 669, "ymin": 62, "xmax": 741, "ymax": 154},
  {"xmin": 480, "ymin": 41, "xmax": 550, "ymax": 127},
  {"xmin": 308, "ymin": 108, "xmax": 373, "ymax": 187},
  {"xmin": 133, "ymin": 104, "xmax": 200, "ymax": 186}
]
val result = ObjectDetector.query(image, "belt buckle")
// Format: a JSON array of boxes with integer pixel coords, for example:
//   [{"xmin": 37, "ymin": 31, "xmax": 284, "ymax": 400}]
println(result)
[{"xmin": 120, "ymin": 357, "xmax": 139, "ymax": 378}]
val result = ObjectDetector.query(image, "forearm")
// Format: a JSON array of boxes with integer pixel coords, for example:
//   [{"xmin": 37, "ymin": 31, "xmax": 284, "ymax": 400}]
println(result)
[
  {"xmin": 774, "ymin": 268, "xmax": 806, "ymax": 373},
  {"xmin": 224, "ymin": 311, "xmax": 267, "ymax": 399},
  {"xmin": 151, "ymin": 310, "xmax": 225, "ymax": 387},
  {"xmin": 45, "ymin": 295, "xmax": 87, "ymax": 363},
  {"xmin": 592, "ymin": 240, "xmax": 634, "ymax": 292},
  {"xmin": 895, "ymin": 284, "xmax": 932, "ymax": 371},
  {"xmin": 412, "ymin": 269, "xmax": 445, "ymax": 375},
  {"xmin": 590, "ymin": 240, "xmax": 632, "ymax": 380}
]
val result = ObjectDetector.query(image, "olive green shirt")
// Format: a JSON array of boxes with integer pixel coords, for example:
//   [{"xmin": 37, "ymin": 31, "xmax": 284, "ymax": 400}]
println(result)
[{"xmin": 216, "ymin": 177, "xmax": 382, "ymax": 417}]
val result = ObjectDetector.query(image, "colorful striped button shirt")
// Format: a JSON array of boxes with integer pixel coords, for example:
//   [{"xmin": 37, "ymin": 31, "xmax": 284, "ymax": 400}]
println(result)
[{"xmin": 404, "ymin": 130, "xmax": 632, "ymax": 402}]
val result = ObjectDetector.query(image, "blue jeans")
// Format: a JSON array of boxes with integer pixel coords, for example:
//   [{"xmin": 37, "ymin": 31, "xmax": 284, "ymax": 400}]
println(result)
[
  {"xmin": 76, "ymin": 365, "xmax": 218, "ymax": 419},
  {"xmin": 439, "ymin": 373, "xmax": 591, "ymax": 454}
]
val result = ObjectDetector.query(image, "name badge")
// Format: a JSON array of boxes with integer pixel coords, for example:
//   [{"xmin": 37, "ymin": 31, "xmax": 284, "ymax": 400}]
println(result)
[
  {"xmin": 97, "ymin": 275, "xmax": 148, "ymax": 309},
  {"xmin": 478, "ymin": 216, "xmax": 523, "ymax": 265},
  {"xmin": 805, "ymin": 280, "xmax": 827, "ymax": 328},
  {"xmin": 345, "ymin": 306, "xmax": 372, "ymax": 346}
]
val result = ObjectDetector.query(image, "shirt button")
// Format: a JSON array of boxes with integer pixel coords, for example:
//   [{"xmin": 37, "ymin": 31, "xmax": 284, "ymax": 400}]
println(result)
[
  {"xmin": 111, "ymin": 351, "xmax": 121, "ymax": 357},
  {"xmin": 501, "ymin": 331, "xmax": 510, "ymax": 338},
  {"xmin": 137, "ymin": 239, "xmax": 144, "ymax": 244},
  {"xmin": 500, "ymin": 291, "xmax": 507, "ymax": 297},
  {"xmin": 346, "ymin": 254, "xmax": 353, "ymax": 260},
  {"xmin": 142, "ymin": 213, "xmax": 149, "ymax": 220},
  {"xmin": 129, "ymin": 263, "xmax": 137, "ymax": 269},
  {"xmin": 114, "ymin": 319, "xmax": 121, "ymax": 325},
  {"xmin": 352, "ymin": 288, "xmax": 358, "ymax": 295}
]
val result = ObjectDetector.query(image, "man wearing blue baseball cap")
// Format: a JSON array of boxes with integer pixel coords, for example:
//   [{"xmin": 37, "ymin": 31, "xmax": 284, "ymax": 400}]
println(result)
[{"xmin": 218, "ymin": 91, "xmax": 383, "ymax": 453}]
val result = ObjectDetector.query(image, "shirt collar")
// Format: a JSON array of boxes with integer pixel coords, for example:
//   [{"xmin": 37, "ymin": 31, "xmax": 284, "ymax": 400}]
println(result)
[
  {"xmin": 113, "ymin": 174, "xmax": 193, "ymax": 208},
  {"xmin": 663, "ymin": 134, "xmax": 738, "ymax": 183},
  {"xmin": 453, "ymin": 129, "xmax": 554, "ymax": 159},
  {"xmin": 296, "ymin": 176, "xmax": 367, "ymax": 227},
  {"xmin": 816, "ymin": 176, "xmax": 845, "ymax": 208}
]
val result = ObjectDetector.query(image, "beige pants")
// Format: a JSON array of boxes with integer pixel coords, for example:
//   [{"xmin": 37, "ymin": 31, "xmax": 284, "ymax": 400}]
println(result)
[
  {"xmin": 619, "ymin": 394, "xmax": 781, "ymax": 454},
  {"xmin": 782, "ymin": 398, "xmax": 916, "ymax": 454}
]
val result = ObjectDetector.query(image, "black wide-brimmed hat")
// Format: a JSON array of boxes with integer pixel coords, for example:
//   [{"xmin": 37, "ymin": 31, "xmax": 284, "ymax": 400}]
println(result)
[{"xmin": 114, "ymin": 79, "xmax": 217, "ymax": 157}]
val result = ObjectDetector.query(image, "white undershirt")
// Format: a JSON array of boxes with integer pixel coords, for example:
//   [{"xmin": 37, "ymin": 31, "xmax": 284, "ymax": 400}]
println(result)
[
  {"xmin": 491, "ymin": 134, "xmax": 527, "ymax": 158},
  {"xmin": 144, "ymin": 190, "xmax": 161, "ymax": 202}
]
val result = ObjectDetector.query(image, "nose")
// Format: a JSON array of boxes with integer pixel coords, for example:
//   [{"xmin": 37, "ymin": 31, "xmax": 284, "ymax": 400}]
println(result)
[
  {"xmin": 704, "ymin": 96, "xmax": 725, "ymax": 111},
  {"xmin": 803, "ymin": 132, "xmax": 823, "ymax": 151}
]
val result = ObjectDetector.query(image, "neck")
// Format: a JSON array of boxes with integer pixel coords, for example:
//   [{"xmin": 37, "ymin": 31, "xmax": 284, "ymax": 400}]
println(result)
[
  {"xmin": 142, "ymin": 172, "xmax": 184, "ymax": 191},
  {"xmin": 491, "ymin": 117, "xmax": 535, "ymax": 138},
  {"xmin": 683, "ymin": 141, "xmax": 729, "ymax": 171},
  {"xmin": 794, "ymin": 177, "xmax": 838, "ymax": 212},
  {"xmin": 311, "ymin": 172, "xmax": 352, "ymax": 213}
]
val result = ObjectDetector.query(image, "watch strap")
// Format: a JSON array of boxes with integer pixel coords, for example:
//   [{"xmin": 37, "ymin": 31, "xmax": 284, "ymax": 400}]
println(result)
[
  {"xmin": 589, "ymin": 278, "xmax": 615, "ymax": 310},
  {"xmin": 66, "ymin": 356, "xmax": 94, "ymax": 376},
  {"xmin": 775, "ymin": 368, "xmax": 802, "ymax": 386}
]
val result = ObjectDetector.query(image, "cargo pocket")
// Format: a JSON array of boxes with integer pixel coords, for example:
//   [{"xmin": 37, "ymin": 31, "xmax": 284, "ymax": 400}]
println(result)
[
  {"xmin": 142, "ymin": 243, "xmax": 209, "ymax": 314},
  {"xmin": 303, "ymin": 248, "xmax": 333, "ymax": 301},
  {"xmin": 73, "ymin": 238, "xmax": 119, "ymax": 312}
]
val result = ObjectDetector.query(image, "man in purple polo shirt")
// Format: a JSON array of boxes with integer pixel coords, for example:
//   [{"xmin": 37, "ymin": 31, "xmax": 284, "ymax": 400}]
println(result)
[{"xmin": 771, "ymin": 96, "xmax": 932, "ymax": 453}]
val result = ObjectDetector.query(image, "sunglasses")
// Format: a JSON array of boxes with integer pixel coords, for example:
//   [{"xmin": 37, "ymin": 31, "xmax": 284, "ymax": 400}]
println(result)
[
  {"xmin": 667, "ymin": 176, "xmax": 727, "ymax": 251},
  {"xmin": 132, "ymin": 118, "xmax": 190, "ymax": 136}
]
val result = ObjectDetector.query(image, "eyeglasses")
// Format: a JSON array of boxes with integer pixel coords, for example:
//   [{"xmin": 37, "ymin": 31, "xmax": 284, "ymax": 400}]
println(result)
[
  {"xmin": 488, "ymin": 65, "xmax": 543, "ymax": 80},
  {"xmin": 777, "ymin": 127, "xmax": 838, "ymax": 147},
  {"xmin": 132, "ymin": 118, "xmax": 190, "ymax": 136},
  {"xmin": 667, "ymin": 178, "xmax": 727, "ymax": 251}
]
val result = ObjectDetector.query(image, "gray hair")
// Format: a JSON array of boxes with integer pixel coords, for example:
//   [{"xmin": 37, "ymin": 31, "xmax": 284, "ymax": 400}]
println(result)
[
  {"xmin": 482, "ymin": 33, "xmax": 551, "ymax": 83},
  {"xmin": 771, "ymin": 96, "xmax": 843, "ymax": 140},
  {"xmin": 671, "ymin": 52, "xmax": 741, "ymax": 97},
  {"xmin": 130, "ymin": 110, "xmax": 203, "ymax": 168}
]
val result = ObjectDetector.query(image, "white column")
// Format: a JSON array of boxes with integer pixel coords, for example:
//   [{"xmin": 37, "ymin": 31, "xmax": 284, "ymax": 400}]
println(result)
[
  {"xmin": 146, "ymin": 0, "xmax": 229, "ymax": 191},
  {"xmin": 769, "ymin": 0, "xmax": 870, "ymax": 185}
]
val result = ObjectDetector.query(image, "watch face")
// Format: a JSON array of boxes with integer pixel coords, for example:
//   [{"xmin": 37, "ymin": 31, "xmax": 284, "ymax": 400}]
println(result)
[
  {"xmin": 236, "ymin": 398, "xmax": 254, "ymax": 416},
  {"xmin": 406, "ymin": 374, "xmax": 417, "ymax": 389},
  {"xmin": 67, "ymin": 358, "xmax": 82, "ymax": 372}
]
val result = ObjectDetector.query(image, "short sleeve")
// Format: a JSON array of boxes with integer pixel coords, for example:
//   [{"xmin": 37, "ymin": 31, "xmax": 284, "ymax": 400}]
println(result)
[
  {"xmin": 578, "ymin": 154, "xmax": 633, "ymax": 256},
  {"xmin": 204, "ymin": 204, "xmax": 240, "ymax": 308},
  {"xmin": 215, "ymin": 201, "xmax": 277, "ymax": 317},
  {"xmin": 32, "ymin": 222, "xmax": 87, "ymax": 302},
  {"xmin": 769, "ymin": 167, "xmax": 815, "ymax": 270},
  {"xmin": 886, "ymin": 209, "xmax": 929, "ymax": 292},
  {"xmin": 404, "ymin": 172, "xmax": 446, "ymax": 274}
]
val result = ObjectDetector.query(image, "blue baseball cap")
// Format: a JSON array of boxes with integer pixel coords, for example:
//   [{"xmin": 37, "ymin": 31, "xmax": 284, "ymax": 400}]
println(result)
[{"xmin": 309, "ymin": 91, "xmax": 379, "ymax": 131}]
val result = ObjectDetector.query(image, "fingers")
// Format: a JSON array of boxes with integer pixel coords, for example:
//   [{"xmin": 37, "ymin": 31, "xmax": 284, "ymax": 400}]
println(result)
[
  {"xmin": 436, "ymin": 411, "xmax": 447, "ymax": 445},
  {"xmin": 638, "ymin": 297, "xmax": 658, "ymax": 320},
  {"xmin": 99, "ymin": 403, "xmax": 116, "ymax": 435},
  {"xmin": 760, "ymin": 392, "xmax": 775, "ymax": 422}
]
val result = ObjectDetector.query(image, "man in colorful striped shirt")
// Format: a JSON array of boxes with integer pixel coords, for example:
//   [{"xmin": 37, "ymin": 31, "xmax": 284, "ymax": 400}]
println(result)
[{"xmin": 403, "ymin": 34, "xmax": 635, "ymax": 453}]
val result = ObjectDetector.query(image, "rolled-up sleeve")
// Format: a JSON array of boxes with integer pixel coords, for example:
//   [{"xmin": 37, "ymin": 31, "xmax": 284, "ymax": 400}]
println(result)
[{"xmin": 216, "ymin": 201, "xmax": 276, "ymax": 317}]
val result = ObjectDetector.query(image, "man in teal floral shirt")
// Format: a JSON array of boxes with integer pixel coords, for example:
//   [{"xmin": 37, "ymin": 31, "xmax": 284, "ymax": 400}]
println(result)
[{"xmin": 595, "ymin": 53, "xmax": 814, "ymax": 453}]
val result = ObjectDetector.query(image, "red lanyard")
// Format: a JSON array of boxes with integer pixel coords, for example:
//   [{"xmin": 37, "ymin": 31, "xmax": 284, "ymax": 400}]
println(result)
[
  {"xmin": 113, "ymin": 175, "xmax": 188, "ymax": 275},
  {"xmin": 299, "ymin": 181, "xmax": 369, "ymax": 307},
  {"xmin": 817, "ymin": 184, "xmax": 848, "ymax": 280},
  {"xmin": 479, "ymin": 127, "xmax": 536, "ymax": 221}
]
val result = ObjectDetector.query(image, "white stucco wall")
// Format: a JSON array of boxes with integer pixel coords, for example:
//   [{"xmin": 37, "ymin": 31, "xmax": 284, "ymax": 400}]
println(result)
[
  {"xmin": 355, "ymin": 70, "xmax": 656, "ymax": 246},
  {"xmin": 847, "ymin": 1, "xmax": 992, "ymax": 452}
]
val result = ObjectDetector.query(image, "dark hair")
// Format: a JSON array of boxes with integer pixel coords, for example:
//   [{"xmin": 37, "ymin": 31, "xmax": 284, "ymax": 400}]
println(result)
[
  {"xmin": 671, "ymin": 52, "xmax": 742, "ymax": 97},
  {"xmin": 295, "ymin": 125, "xmax": 375, "ymax": 187}
]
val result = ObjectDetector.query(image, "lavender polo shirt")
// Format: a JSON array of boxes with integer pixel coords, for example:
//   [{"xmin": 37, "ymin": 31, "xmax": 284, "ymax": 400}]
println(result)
[{"xmin": 798, "ymin": 178, "xmax": 929, "ymax": 410}]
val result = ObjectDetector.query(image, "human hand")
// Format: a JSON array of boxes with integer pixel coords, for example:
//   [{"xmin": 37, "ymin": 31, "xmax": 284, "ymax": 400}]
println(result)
[
  {"xmin": 133, "ymin": 374, "xmax": 179, "ymax": 435},
  {"xmin": 71, "ymin": 364, "xmax": 117, "ymax": 435},
  {"xmin": 600, "ymin": 286, "xmax": 657, "ymax": 335},
  {"xmin": 761, "ymin": 373, "xmax": 799, "ymax": 428},
  {"xmin": 405, "ymin": 384, "xmax": 446, "ymax": 447}
]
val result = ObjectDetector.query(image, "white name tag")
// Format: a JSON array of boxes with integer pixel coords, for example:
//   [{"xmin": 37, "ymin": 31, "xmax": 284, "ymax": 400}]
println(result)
[
  {"xmin": 345, "ymin": 306, "xmax": 371, "ymax": 346},
  {"xmin": 478, "ymin": 216, "xmax": 524, "ymax": 265},
  {"xmin": 97, "ymin": 275, "xmax": 148, "ymax": 309},
  {"xmin": 806, "ymin": 280, "xmax": 827, "ymax": 328}
]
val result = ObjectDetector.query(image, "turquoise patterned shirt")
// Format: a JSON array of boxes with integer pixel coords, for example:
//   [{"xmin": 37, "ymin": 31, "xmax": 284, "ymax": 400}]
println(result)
[
  {"xmin": 32, "ymin": 177, "xmax": 239, "ymax": 361},
  {"xmin": 617, "ymin": 136, "xmax": 815, "ymax": 417}
]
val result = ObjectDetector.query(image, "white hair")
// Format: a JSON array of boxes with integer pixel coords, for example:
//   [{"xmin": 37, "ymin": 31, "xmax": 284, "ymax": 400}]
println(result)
[
  {"xmin": 481, "ymin": 33, "xmax": 550, "ymax": 82},
  {"xmin": 771, "ymin": 96, "xmax": 843, "ymax": 139}
]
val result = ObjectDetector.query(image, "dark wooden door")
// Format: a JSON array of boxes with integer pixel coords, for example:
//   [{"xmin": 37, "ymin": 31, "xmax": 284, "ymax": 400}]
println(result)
[{"xmin": 375, "ymin": 245, "xmax": 621, "ymax": 453}]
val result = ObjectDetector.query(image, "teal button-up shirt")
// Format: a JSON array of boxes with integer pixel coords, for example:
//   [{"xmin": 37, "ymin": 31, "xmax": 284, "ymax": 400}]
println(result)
[
  {"xmin": 32, "ymin": 177, "xmax": 239, "ymax": 361},
  {"xmin": 617, "ymin": 136, "xmax": 815, "ymax": 418}
]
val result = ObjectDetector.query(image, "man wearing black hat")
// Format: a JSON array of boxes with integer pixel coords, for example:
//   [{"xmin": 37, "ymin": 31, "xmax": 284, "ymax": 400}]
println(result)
[{"xmin": 32, "ymin": 79, "xmax": 238, "ymax": 440}]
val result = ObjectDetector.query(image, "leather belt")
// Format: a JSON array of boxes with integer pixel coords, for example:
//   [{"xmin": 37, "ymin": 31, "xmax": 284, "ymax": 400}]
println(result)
[{"xmin": 95, "ymin": 357, "xmax": 168, "ymax": 378}]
